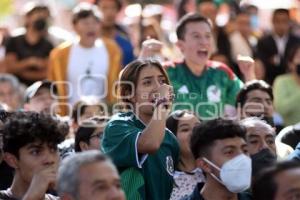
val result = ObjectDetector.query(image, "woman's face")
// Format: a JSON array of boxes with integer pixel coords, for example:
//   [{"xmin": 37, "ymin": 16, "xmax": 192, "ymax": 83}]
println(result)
[
  {"xmin": 176, "ymin": 113, "xmax": 200, "ymax": 156},
  {"xmin": 132, "ymin": 65, "xmax": 168, "ymax": 115}
]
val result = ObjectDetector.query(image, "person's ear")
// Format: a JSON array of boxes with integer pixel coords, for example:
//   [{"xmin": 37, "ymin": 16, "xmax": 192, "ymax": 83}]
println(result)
[
  {"xmin": 79, "ymin": 141, "xmax": 89, "ymax": 151},
  {"xmin": 196, "ymin": 158, "xmax": 212, "ymax": 174},
  {"xmin": 3, "ymin": 152, "xmax": 19, "ymax": 169},
  {"xmin": 176, "ymin": 39, "xmax": 185, "ymax": 52}
]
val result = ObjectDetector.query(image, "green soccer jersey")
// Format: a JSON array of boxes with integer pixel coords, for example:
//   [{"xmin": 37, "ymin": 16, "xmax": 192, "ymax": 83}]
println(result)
[
  {"xmin": 167, "ymin": 61, "xmax": 243, "ymax": 119},
  {"xmin": 102, "ymin": 112, "xmax": 179, "ymax": 200}
]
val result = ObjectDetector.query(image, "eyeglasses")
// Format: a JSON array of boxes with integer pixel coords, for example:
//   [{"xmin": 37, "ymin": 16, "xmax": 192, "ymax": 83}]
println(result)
[{"xmin": 89, "ymin": 132, "xmax": 103, "ymax": 140}]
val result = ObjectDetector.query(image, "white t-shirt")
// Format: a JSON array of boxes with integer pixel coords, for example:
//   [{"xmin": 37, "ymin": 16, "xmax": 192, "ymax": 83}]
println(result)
[{"xmin": 67, "ymin": 39, "xmax": 109, "ymax": 104}]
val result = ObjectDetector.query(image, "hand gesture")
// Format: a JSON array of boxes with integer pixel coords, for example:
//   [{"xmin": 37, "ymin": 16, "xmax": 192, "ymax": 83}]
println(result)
[
  {"xmin": 23, "ymin": 164, "xmax": 58, "ymax": 200},
  {"xmin": 139, "ymin": 38, "xmax": 163, "ymax": 60},
  {"xmin": 237, "ymin": 55, "xmax": 256, "ymax": 82}
]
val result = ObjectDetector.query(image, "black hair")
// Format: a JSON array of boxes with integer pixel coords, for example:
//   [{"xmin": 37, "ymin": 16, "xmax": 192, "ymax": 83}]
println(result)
[
  {"xmin": 190, "ymin": 118, "xmax": 246, "ymax": 159},
  {"xmin": 236, "ymin": 80, "xmax": 273, "ymax": 108},
  {"xmin": 72, "ymin": 3, "xmax": 102, "ymax": 25},
  {"xmin": 74, "ymin": 117, "xmax": 108, "ymax": 152},
  {"xmin": 272, "ymin": 8, "xmax": 290, "ymax": 20},
  {"xmin": 2, "ymin": 112, "xmax": 65, "ymax": 157},
  {"xmin": 176, "ymin": 13, "xmax": 211, "ymax": 40},
  {"xmin": 72, "ymin": 100, "xmax": 105, "ymax": 124},
  {"xmin": 252, "ymin": 160, "xmax": 300, "ymax": 200},
  {"xmin": 166, "ymin": 110, "xmax": 198, "ymax": 136},
  {"xmin": 94, "ymin": 0, "xmax": 122, "ymax": 11}
]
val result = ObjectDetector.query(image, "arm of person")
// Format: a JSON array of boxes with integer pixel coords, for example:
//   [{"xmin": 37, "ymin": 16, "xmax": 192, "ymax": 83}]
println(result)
[
  {"xmin": 138, "ymin": 38, "xmax": 163, "ymax": 60},
  {"xmin": 5, "ymin": 53, "xmax": 48, "ymax": 79},
  {"xmin": 103, "ymin": 85, "xmax": 173, "ymax": 168},
  {"xmin": 20, "ymin": 57, "xmax": 49, "ymax": 81},
  {"xmin": 22, "ymin": 165, "xmax": 57, "ymax": 200},
  {"xmin": 224, "ymin": 71, "xmax": 244, "ymax": 118},
  {"xmin": 5, "ymin": 53, "xmax": 48, "ymax": 80},
  {"xmin": 137, "ymin": 105, "xmax": 169, "ymax": 154},
  {"xmin": 236, "ymin": 55, "xmax": 256, "ymax": 82}
]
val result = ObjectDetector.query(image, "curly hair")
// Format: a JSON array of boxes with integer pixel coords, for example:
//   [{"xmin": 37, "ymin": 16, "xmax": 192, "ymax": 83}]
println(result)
[{"xmin": 3, "ymin": 112, "xmax": 65, "ymax": 157}]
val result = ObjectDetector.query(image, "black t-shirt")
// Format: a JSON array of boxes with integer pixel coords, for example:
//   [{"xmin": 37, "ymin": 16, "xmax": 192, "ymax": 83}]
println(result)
[{"xmin": 5, "ymin": 34, "xmax": 54, "ymax": 85}]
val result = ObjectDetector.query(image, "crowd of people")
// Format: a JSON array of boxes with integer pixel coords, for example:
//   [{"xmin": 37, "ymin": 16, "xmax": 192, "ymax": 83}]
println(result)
[{"xmin": 0, "ymin": 0, "xmax": 300, "ymax": 199}]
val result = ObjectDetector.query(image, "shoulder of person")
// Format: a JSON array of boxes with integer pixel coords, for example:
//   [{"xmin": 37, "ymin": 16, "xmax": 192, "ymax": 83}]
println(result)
[
  {"xmin": 107, "ymin": 112, "xmax": 136, "ymax": 125},
  {"xmin": 163, "ymin": 59, "xmax": 184, "ymax": 71},
  {"xmin": 101, "ymin": 37, "xmax": 121, "ymax": 51},
  {"xmin": 206, "ymin": 60, "xmax": 235, "ymax": 80}
]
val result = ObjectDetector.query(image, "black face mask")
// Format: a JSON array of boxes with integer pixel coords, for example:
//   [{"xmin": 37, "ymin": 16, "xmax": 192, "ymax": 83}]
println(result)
[
  {"xmin": 261, "ymin": 116, "xmax": 275, "ymax": 127},
  {"xmin": 251, "ymin": 148, "xmax": 277, "ymax": 177},
  {"xmin": 296, "ymin": 64, "xmax": 300, "ymax": 76},
  {"xmin": 33, "ymin": 18, "xmax": 47, "ymax": 31}
]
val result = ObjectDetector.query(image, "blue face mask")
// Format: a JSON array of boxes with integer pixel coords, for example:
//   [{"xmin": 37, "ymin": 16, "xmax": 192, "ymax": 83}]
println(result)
[{"xmin": 250, "ymin": 15, "xmax": 259, "ymax": 29}]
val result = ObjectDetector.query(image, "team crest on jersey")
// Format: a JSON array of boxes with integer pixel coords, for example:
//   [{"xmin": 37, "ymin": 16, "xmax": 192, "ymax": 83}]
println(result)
[
  {"xmin": 166, "ymin": 156, "xmax": 174, "ymax": 176},
  {"xmin": 207, "ymin": 85, "xmax": 221, "ymax": 103}
]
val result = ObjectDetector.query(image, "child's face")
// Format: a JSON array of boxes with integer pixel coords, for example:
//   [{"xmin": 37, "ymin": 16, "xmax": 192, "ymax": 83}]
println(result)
[
  {"xmin": 73, "ymin": 16, "xmax": 100, "ymax": 44},
  {"xmin": 14, "ymin": 141, "xmax": 60, "ymax": 184}
]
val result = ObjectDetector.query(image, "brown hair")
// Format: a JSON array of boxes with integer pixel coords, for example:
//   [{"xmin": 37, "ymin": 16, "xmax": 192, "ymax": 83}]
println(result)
[{"xmin": 118, "ymin": 59, "xmax": 170, "ymax": 107}]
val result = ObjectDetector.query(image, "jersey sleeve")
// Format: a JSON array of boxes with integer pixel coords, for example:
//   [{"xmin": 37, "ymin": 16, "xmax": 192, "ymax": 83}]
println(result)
[
  {"xmin": 225, "ymin": 74, "xmax": 243, "ymax": 106},
  {"xmin": 102, "ymin": 120, "xmax": 148, "ymax": 168}
]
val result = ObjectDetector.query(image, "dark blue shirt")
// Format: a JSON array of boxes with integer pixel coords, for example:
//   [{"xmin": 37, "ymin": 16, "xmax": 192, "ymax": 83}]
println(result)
[{"xmin": 115, "ymin": 34, "xmax": 134, "ymax": 67}]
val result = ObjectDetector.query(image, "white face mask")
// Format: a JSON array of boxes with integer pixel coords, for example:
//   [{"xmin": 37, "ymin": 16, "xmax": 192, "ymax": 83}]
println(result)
[{"xmin": 203, "ymin": 154, "xmax": 252, "ymax": 193}]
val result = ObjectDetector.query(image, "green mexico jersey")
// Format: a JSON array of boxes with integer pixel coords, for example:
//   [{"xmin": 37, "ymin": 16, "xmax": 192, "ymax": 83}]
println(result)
[
  {"xmin": 167, "ymin": 61, "xmax": 243, "ymax": 119},
  {"xmin": 102, "ymin": 112, "xmax": 179, "ymax": 200}
]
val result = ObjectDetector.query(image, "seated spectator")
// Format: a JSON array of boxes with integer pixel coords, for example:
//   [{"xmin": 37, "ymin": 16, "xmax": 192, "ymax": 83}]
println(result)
[
  {"xmin": 48, "ymin": 2, "xmax": 121, "ymax": 116},
  {"xmin": 236, "ymin": 80, "xmax": 293, "ymax": 158},
  {"xmin": 240, "ymin": 117, "xmax": 277, "ymax": 177},
  {"xmin": 58, "ymin": 98, "xmax": 107, "ymax": 159},
  {"xmin": 23, "ymin": 80, "xmax": 58, "ymax": 114},
  {"xmin": 0, "ymin": 112, "xmax": 64, "ymax": 200},
  {"xmin": 252, "ymin": 160, "xmax": 300, "ymax": 200},
  {"xmin": 57, "ymin": 150, "xmax": 125, "ymax": 200},
  {"xmin": 236, "ymin": 80, "xmax": 274, "ymax": 124},
  {"xmin": 183, "ymin": 119, "xmax": 252, "ymax": 200},
  {"xmin": 74, "ymin": 116, "xmax": 109, "ymax": 152},
  {"xmin": 274, "ymin": 44, "xmax": 300, "ymax": 126},
  {"xmin": 102, "ymin": 60, "xmax": 179, "ymax": 200},
  {"xmin": 71, "ymin": 98, "xmax": 107, "ymax": 131},
  {"xmin": 5, "ymin": 3, "xmax": 54, "ymax": 86},
  {"xmin": 166, "ymin": 110, "xmax": 205, "ymax": 200},
  {"xmin": 0, "ymin": 74, "xmax": 24, "ymax": 111}
]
